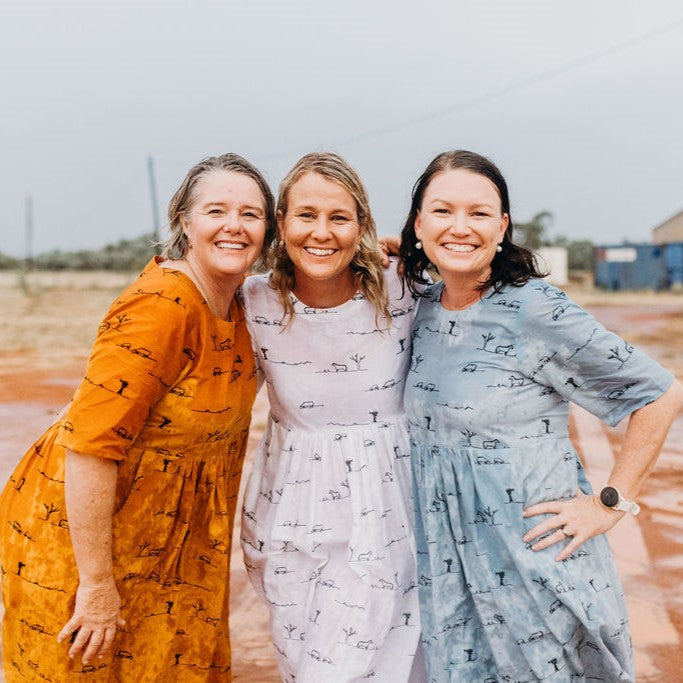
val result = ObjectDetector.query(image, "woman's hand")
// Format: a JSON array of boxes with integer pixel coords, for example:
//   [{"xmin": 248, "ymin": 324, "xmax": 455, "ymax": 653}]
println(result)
[
  {"xmin": 522, "ymin": 490, "xmax": 624, "ymax": 561},
  {"xmin": 57, "ymin": 577, "xmax": 125, "ymax": 664},
  {"xmin": 378, "ymin": 235, "xmax": 401, "ymax": 267}
]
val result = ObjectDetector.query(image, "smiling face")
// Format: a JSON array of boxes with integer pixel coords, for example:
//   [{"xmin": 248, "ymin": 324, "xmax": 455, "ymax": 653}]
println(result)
[
  {"xmin": 279, "ymin": 171, "xmax": 363, "ymax": 290},
  {"xmin": 181, "ymin": 170, "xmax": 267, "ymax": 284},
  {"xmin": 415, "ymin": 168, "xmax": 508, "ymax": 285}
]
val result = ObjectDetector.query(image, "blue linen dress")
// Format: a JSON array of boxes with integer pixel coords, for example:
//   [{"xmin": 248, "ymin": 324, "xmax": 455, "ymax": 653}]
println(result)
[{"xmin": 404, "ymin": 279, "xmax": 673, "ymax": 682}]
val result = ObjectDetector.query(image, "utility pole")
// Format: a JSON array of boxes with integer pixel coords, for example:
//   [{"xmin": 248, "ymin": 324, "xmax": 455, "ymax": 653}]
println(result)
[
  {"xmin": 24, "ymin": 195, "xmax": 33, "ymax": 272},
  {"xmin": 147, "ymin": 155, "xmax": 161, "ymax": 252}
]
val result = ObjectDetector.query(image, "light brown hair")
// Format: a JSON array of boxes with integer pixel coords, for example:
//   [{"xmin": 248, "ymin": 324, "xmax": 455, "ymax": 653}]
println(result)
[
  {"xmin": 270, "ymin": 152, "xmax": 389, "ymax": 323},
  {"xmin": 162, "ymin": 153, "xmax": 276, "ymax": 270}
]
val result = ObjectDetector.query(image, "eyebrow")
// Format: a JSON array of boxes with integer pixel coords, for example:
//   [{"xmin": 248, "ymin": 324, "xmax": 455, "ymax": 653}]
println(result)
[
  {"xmin": 290, "ymin": 203, "xmax": 353, "ymax": 213},
  {"xmin": 202, "ymin": 201, "xmax": 264, "ymax": 211},
  {"xmin": 428, "ymin": 198, "xmax": 497, "ymax": 210}
]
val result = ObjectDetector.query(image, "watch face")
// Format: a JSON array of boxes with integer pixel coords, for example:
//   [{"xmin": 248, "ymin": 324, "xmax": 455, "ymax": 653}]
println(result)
[{"xmin": 600, "ymin": 486, "xmax": 619, "ymax": 508}]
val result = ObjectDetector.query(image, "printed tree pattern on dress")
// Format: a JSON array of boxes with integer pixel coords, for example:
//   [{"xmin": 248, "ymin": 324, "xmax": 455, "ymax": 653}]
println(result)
[
  {"xmin": 0, "ymin": 258, "xmax": 257, "ymax": 681},
  {"xmin": 405, "ymin": 279, "xmax": 673, "ymax": 683},
  {"xmin": 240, "ymin": 260, "xmax": 425, "ymax": 682}
]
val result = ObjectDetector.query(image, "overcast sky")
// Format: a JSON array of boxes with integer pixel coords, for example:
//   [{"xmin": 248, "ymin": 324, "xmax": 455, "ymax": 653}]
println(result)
[{"xmin": 2, "ymin": 1, "xmax": 682, "ymax": 258}]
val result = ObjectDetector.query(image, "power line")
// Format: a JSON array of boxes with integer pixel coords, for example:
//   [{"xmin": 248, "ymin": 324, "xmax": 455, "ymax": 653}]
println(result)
[
  {"xmin": 339, "ymin": 16, "xmax": 683, "ymax": 148},
  {"xmin": 37, "ymin": 15, "xmax": 683, "ymax": 234},
  {"xmin": 264, "ymin": 14, "xmax": 683, "ymax": 161}
]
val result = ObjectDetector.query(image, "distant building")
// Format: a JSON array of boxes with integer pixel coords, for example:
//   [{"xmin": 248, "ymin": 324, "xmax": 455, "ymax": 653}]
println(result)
[
  {"xmin": 536, "ymin": 247, "xmax": 568, "ymax": 286},
  {"xmin": 594, "ymin": 243, "xmax": 666, "ymax": 290},
  {"xmin": 652, "ymin": 209, "xmax": 683, "ymax": 245},
  {"xmin": 664, "ymin": 242, "xmax": 683, "ymax": 289},
  {"xmin": 594, "ymin": 242, "xmax": 683, "ymax": 290}
]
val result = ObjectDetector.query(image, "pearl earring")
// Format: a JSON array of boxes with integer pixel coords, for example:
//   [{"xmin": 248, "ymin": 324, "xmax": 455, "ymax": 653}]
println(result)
[
  {"xmin": 415, "ymin": 240, "xmax": 423, "ymax": 249},
  {"xmin": 496, "ymin": 244, "xmax": 503, "ymax": 253}
]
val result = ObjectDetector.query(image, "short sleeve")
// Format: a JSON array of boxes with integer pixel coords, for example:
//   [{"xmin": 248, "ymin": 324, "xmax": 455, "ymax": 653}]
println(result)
[
  {"xmin": 385, "ymin": 258, "xmax": 421, "ymax": 325},
  {"xmin": 56, "ymin": 287, "xmax": 189, "ymax": 460},
  {"xmin": 239, "ymin": 277, "xmax": 266, "ymax": 392},
  {"xmin": 520, "ymin": 282, "xmax": 674, "ymax": 426}
]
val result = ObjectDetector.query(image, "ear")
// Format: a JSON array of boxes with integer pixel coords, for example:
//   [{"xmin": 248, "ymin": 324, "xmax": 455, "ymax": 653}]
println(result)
[
  {"xmin": 414, "ymin": 211, "xmax": 423, "ymax": 241},
  {"xmin": 356, "ymin": 218, "xmax": 366, "ymax": 247},
  {"xmin": 180, "ymin": 212, "xmax": 190, "ymax": 235},
  {"xmin": 276, "ymin": 209, "xmax": 286, "ymax": 241},
  {"xmin": 498, "ymin": 213, "xmax": 509, "ymax": 241}
]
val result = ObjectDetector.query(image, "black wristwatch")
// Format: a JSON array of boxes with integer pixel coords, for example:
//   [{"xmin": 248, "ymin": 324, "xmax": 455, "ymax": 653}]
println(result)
[{"xmin": 599, "ymin": 486, "xmax": 640, "ymax": 515}]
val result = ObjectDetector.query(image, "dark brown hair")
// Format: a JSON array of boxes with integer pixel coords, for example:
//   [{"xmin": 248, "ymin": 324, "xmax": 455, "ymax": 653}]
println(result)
[{"xmin": 400, "ymin": 149, "xmax": 546, "ymax": 295}]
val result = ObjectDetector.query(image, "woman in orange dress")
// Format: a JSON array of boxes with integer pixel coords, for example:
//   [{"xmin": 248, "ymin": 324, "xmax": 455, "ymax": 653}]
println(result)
[{"xmin": 0, "ymin": 153, "xmax": 275, "ymax": 681}]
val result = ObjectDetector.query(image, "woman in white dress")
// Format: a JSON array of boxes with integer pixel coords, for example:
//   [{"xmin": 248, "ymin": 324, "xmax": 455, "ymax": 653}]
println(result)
[{"xmin": 240, "ymin": 152, "xmax": 425, "ymax": 682}]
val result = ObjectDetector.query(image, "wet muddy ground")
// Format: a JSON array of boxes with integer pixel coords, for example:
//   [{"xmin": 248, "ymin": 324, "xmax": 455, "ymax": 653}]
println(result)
[{"xmin": 0, "ymin": 285, "xmax": 680, "ymax": 681}]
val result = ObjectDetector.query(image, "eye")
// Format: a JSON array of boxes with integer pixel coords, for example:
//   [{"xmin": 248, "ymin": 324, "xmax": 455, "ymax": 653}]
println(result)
[
  {"xmin": 297, "ymin": 211, "xmax": 314, "ymax": 220},
  {"xmin": 331, "ymin": 214, "xmax": 350, "ymax": 223},
  {"xmin": 472, "ymin": 211, "xmax": 491, "ymax": 218},
  {"xmin": 433, "ymin": 208, "xmax": 449, "ymax": 215},
  {"xmin": 207, "ymin": 209, "xmax": 223, "ymax": 215},
  {"xmin": 242, "ymin": 211, "xmax": 261, "ymax": 219}
]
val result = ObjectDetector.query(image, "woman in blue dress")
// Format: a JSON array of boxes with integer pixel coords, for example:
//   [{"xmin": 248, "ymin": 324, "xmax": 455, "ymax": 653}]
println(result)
[{"xmin": 398, "ymin": 150, "xmax": 682, "ymax": 682}]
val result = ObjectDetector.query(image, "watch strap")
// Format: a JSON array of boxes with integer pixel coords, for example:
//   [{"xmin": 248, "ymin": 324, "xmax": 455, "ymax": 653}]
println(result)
[{"xmin": 614, "ymin": 498, "xmax": 640, "ymax": 515}]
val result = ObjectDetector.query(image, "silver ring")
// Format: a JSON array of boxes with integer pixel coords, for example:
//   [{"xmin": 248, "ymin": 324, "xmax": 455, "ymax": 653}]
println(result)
[{"xmin": 560, "ymin": 527, "xmax": 571, "ymax": 537}]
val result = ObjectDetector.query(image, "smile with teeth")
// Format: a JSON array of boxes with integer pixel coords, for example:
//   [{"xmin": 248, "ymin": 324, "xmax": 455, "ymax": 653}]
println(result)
[
  {"xmin": 216, "ymin": 241, "xmax": 246, "ymax": 250},
  {"xmin": 305, "ymin": 247, "xmax": 337, "ymax": 256},
  {"xmin": 443, "ymin": 243, "xmax": 476, "ymax": 253}
]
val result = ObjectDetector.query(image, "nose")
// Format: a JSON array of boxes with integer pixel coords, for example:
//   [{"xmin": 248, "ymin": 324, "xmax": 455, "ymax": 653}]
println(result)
[
  {"xmin": 449, "ymin": 210, "xmax": 471, "ymax": 235},
  {"xmin": 222, "ymin": 209, "xmax": 242, "ymax": 232},
  {"xmin": 311, "ymin": 216, "xmax": 331, "ymax": 240}
]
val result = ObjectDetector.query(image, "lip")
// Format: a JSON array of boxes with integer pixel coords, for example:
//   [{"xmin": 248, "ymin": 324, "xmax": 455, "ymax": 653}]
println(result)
[
  {"xmin": 441, "ymin": 243, "xmax": 477, "ymax": 253},
  {"xmin": 304, "ymin": 247, "xmax": 337, "ymax": 257},
  {"xmin": 215, "ymin": 240, "xmax": 247, "ymax": 250}
]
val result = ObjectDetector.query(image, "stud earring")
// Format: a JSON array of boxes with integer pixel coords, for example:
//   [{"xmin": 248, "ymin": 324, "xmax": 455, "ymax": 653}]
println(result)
[
  {"xmin": 415, "ymin": 240, "xmax": 423, "ymax": 249},
  {"xmin": 496, "ymin": 244, "xmax": 503, "ymax": 253}
]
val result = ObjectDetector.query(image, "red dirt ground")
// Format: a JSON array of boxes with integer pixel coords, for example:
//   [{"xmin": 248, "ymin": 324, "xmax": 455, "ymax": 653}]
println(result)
[{"xmin": 0, "ymin": 302, "xmax": 680, "ymax": 681}]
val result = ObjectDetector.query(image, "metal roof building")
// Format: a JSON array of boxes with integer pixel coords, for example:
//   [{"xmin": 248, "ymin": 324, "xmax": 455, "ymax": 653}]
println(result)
[{"xmin": 652, "ymin": 209, "xmax": 683, "ymax": 245}]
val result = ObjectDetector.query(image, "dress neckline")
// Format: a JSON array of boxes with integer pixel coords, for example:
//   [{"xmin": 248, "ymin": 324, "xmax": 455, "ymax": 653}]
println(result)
[
  {"xmin": 154, "ymin": 257, "xmax": 239, "ymax": 327},
  {"xmin": 435, "ymin": 281, "xmax": 493, "ymax": 314}
]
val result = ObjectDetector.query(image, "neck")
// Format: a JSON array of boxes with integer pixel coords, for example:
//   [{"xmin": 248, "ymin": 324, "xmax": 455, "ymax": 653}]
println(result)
[
  {"xmin": 179, "ymin": 257, "xmax": 239, "ymax": 320},
  {"xmin": 293, "ymin": 269, "xmax": 357, "ymax": 308},
  {"xmin": 439, "ymin": 272, "xmax": 489, "ymax": 311}
]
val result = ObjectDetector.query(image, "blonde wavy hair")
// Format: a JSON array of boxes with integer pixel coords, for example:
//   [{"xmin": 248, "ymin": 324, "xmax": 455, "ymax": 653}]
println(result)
[{"xmin": 270, "ymin": 152, "xmax": 389, "ymax": 324}]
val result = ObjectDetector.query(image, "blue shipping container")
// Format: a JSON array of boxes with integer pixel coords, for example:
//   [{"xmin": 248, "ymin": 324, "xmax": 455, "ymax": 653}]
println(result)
[
  {"xmin": 594, "ymin": 244, "xmax": 667, "ymax": 290},
  {"xmin": 664, "ymin": 242, "xmax": 683, "ymax": 287}
]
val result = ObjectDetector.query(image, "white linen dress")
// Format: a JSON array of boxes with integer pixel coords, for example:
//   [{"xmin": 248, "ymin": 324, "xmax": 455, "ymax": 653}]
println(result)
[{"xmin": 240, "ymin": 261, "xmax": 425, "ymax": 682}]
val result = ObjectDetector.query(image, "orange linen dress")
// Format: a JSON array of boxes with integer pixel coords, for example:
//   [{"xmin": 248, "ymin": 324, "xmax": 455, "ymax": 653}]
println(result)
[{"xmin": 0, "ymin": 258, "xmax": 257, "ymax": 681}]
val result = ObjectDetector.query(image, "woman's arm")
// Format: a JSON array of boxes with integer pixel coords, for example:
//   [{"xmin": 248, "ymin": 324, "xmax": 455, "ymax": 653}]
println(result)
[
  {"xmin": 378, "ymin": 235, "xmax": 401, "ymax": 267},
  {"xmin": 56, "ymin": 450, "xmax": 125, "ymax": 664},
  {"xmin": 523, "ymin": 380, "xmax": 683, "ymax": 561}
]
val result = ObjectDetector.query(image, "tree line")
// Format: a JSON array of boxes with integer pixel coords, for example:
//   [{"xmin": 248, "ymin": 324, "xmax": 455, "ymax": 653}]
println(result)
[
  {"xmin": 0, "ymin": 234, "xmax": 158, "ymax": 271},
  {"xmin": 0, "ymin": 215, "xmax": 594, "ymax": 272},
  {"xmin": 515, "ymin": 211, "xmax": 593, "ymax": 271}
]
